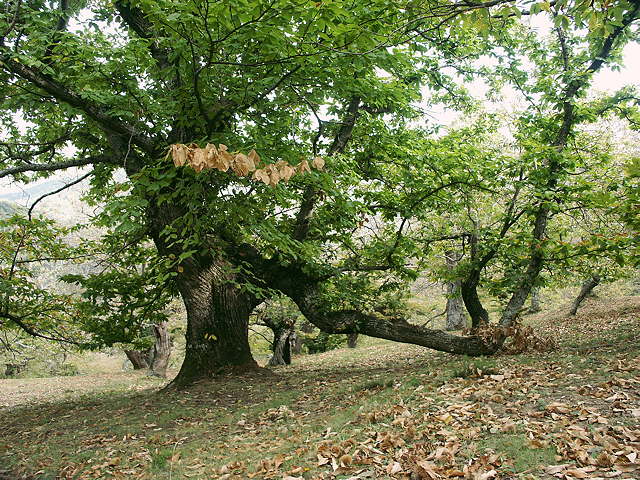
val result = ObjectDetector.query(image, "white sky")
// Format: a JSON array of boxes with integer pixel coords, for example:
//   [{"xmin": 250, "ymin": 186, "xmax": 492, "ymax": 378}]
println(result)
[{"xmin": 426, "ymin": 39, "xmax": 640, "ymax": 127}]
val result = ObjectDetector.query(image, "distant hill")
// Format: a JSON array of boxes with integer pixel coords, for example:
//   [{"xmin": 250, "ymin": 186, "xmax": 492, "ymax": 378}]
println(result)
[
  {"xmin": 0, "ymin": 200, "xmax": 26, "ymax": 219},
  {"xmin": 0, "ymin": 176, "xmax": 92, "ymax": 225},
  {"xmin": 0, "ymin": 178, "xmax": 66, "ymax": 203}
]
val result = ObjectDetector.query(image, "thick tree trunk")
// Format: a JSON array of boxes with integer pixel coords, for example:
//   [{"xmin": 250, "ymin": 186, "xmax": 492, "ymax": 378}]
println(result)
[
  {"xmin": 170, "ymin": 260, "xmax": 258, "ymax": 387},
  {"xmin": 124, "ymin": 350, "xmax": 149, "ymax": 370},
  {"xmin": 146, "ymin": 199, "xmax": 259, "ymax": 387},
  {"xmin": 149, "ymin": 321, "xmax": 171, "ymax": 377},
  {"xmin": 569, "ymin": 275, "xmax": 600, "ymax": 316},
  {"xmin": 347, "ymin": 333, "xmax": 359, "ymax": 348}
]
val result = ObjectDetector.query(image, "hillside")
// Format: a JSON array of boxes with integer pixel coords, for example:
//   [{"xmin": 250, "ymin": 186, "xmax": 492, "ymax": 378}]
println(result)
[
  {"xmin": 0, "ymin": 173, "xmax": 93, "ymax": 224},
  {"xmin": 0, "ymin": 200, "xmax": 25, "ymax": 219},
  {"xmin": 0, "ymin": 295, "xmax": 638, "ymax": 479}
]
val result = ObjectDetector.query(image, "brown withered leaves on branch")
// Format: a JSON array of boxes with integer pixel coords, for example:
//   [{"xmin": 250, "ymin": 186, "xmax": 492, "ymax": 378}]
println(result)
[{"xmin": 167, "ymin": 143, "xmax": 324, "ymax": 187}]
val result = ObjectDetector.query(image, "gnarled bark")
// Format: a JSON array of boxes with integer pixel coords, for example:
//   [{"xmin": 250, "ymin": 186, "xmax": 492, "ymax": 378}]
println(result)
[
  {"xmin": 144, "ymin": 197, "xmax": 260, "ymax": 387},
  {"xmin": 149, "ymin": 321, "xmax": 171, "ymax": 377},
  {"xmin": 260, "ymin": 308, "xmax": 296, "ymax": 366},
  {"xmin": 268, "ymin": 328, "xmax": 293, "ymax": 366},
  {"xmin": 124, "ymin": 322, "xmax": 171, "ymax": 376},
  {"xmin": 170, "ymin": 259, "xmax": 259, "ymax": 387},
  {"xmin": 124, "ymin": 350, "xmax": 149, "ymax": 370}
]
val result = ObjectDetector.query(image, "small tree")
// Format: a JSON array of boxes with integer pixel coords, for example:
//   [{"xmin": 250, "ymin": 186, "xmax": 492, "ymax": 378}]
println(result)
[
  {"xmin": 569, "ymin": 275, "xmax": 601, "ymax": 316},
  {"xmin": 252, "ymin": 297, "xmax": 301, "ymax": 367}
]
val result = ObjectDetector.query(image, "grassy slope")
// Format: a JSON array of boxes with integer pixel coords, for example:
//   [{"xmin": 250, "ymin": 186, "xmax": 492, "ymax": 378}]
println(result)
[{"xmin": 0, "ymin": 296, "xmax": 638, "ymax": 480}]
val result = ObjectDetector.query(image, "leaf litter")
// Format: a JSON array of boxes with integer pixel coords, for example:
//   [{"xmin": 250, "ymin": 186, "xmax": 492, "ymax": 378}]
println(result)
[{"xmin": 0, "ymin": 296, "xmax": 638, "ymax": 479}]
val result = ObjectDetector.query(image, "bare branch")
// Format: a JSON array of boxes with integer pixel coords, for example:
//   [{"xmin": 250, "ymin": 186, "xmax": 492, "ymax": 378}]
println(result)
[
  {"xmin": 0, "ymin": 155, "xmax": 108, "ymax": 179},
  {"xmin": 28, "ymin": 171, "xmax": 92, "ymax": 220},
  {"xmin": 0, "ymin": 312, "xmax": 81, "ymax": 345}
]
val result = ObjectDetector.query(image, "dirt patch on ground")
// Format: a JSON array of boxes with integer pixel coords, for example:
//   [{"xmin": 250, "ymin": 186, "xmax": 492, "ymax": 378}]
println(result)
[{"xmin": 0, "ymin": 372, "xmax": 169, "ymax": 409}]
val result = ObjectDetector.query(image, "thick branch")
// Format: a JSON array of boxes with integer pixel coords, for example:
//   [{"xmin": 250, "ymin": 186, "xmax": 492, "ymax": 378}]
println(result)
[
  {"xmin": 291, "ymin": 284, "xmax": 497, "ymax": 355},
  {"xmin": 226, "ymin": 240, "xmax": 499, "ymax": 357},
  {"xmin": 0, "ymin": 155, "xmax": 108, "ymax": 179},
  {"xmin": 293, "ymin": 96, "xmax": 361, "ymax": 241},
  {"xmin": 0, "ymin": 48, "xmax": 159, "ymax": 154}
]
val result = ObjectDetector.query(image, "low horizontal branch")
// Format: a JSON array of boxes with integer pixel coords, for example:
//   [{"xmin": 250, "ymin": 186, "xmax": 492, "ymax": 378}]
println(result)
[
  {"xmin": 0, "ymin": 311, "xmax": 81, "ymax": 345},
  {"xmin": 0, "ymin": 156, "xmax": 108, "ymax": 179}
]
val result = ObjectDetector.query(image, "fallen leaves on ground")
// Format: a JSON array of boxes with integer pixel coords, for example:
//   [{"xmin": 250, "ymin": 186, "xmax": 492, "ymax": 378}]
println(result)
[{"xmin": 1, "ymin": 297, "xmax": 639, "ymax": 479}]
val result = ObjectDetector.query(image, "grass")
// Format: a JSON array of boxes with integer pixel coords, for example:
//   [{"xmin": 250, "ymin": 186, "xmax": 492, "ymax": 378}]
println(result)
[
  {"xmin": 477, "ymin": 433, "xmax": 558, "ymax": 473},
  {"xmin": 0, "ymin": 295, "xmax": 639, "ymax": 479},
  {"xmin": 449, "ymin": 356, "xmax": 499, "ymax": 379}
]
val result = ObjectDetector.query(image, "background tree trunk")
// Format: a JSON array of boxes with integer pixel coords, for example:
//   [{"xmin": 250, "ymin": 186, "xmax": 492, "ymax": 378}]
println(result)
[
  {"xmin": 4, "ymin": 362, "xmax": 27, "ymax": 377},
  {"xmin": 268, "ymin": 328, "xmax": 293, "ymax": 366},
  {"xmin": 445, "ymin": 290, "xmax": 466, "ymax": 330},
  {"xmin": 529, "ymin": 288, "xmax": 542, "ymax": 313},
  {"xmin": 347, "ymin": 333, "xmax": 359, "ymax": 348},
  {"xmin": 124, "ymin": 350, "xmax": 149, "ymax": 370},
  {"xmin": 461, "ymin": 273, "xmax": 490, "ymax": 328},
  {"xmin": 569, "ymin": 275, "xmax": 601, "ymax": 316},
  {"xmin": 261, "ymin": 308, "xmax": 296, "ymax": 366},
  {"xmin": 445, "ymin": 252, "xmax": 467, "ymax": 330},
  {"xmin": 291, "ymin": 331, "xmax": 302, "ymax": 354},
  {"xmin": 149, "ymin": 321, "xmax": 171, "ymax": 377}
]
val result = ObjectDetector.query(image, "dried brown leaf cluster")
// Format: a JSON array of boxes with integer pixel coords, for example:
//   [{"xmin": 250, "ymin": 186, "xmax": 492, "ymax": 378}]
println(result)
[
  {"xmin": 502, "ymin": 323, "xmax": 557, "ymax": 354},
  {"xmin": 463, "ymin": 322, "xmax": 557, "ymax": 355},
  {"xmin": 167, "ymin": 143, "xmax": 324, "ymax": 186}
]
